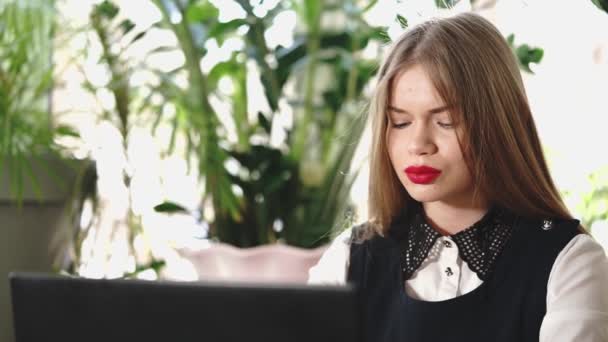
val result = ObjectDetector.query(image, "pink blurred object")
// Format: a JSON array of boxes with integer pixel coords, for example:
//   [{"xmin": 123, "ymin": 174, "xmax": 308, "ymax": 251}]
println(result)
[{"xmin": 179, "ymin": 243, "xmax": 328, "ymax": 284}]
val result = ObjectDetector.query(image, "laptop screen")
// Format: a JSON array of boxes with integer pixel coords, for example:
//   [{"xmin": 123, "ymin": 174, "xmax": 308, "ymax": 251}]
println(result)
[{"xmin": 10, "ymin": 272, "xmax": 361, "ymax": 342}]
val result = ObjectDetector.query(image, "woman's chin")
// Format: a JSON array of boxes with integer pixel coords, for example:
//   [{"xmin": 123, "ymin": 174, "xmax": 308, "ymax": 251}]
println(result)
[{"xmin": 405, "ymin": 190, "xmax": 442, "ymax": 204}]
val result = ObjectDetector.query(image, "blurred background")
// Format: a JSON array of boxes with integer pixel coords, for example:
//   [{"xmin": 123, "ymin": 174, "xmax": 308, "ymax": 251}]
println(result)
[{"xmin": 1, "ymin": 0, "xmax": 608, "ymax": 341}]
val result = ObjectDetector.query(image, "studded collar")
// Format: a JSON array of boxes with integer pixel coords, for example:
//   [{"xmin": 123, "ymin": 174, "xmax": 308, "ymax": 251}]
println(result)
[{"xmin": 390, "ymin": 203, "xmax": 518, "ymax": 281}]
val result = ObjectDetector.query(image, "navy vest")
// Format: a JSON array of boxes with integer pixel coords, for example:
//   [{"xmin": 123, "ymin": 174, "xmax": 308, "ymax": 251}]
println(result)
[{"xmin": 347, "ymin": 215, "xmax": 580, "ymax": 342}]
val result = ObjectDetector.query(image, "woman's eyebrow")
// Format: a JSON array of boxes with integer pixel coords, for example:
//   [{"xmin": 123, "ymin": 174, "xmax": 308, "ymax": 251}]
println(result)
[{"xmin": 387, "ymin": 105, "xmax": 451, "ymax": 115}]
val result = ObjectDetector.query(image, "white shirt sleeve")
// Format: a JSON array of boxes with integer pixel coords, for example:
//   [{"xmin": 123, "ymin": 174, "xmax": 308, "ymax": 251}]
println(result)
[
  {"xmin": 540, "ymin": 234, "xmax": 608, "ymax": 342},
  {"xmin": 307, "ymin": 228, "xmax": 352, "ymax": 285}
]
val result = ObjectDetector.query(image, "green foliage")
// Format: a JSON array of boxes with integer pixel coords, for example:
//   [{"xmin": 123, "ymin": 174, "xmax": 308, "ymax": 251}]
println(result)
[
  {"xmin": 89, "ymin": 0, "xmax": 142, "ymax": 140},
  {"xmin": 396, "ymin": 14, "xmax": 408, "ymax": 29},
  {"xmin": 506, "ymin": 34, "xmax": 544, "ymax": 74},
  {"xmin": 59, "ymin": 0, "xmax": 163, "ymax": 276},
  {"xmin": 431, "ymin": 3, "xmax": 545, "ymax": 74},
  {"xmin": 154, "ymin": 201, "xmax": 189, "ymax": 214},
  {"xmin": 151, "ymin": 0, "xmax": 386, "ymax": 247},
  {"xmin": 96, "ymin": 0, "xmax": 119, "ymax": 19},
  {"xmin": 186, "ymin": 0, "xmax": 219, "ymax": 23},
  {"xmin": 122, "ymin": 260, "xmax": 166, "ymax": 279},
  {"xmin": 574, "ymin": 167, "xmax": 608, "ymax": 230},
  {"xmin": 435, "ymin": 0, "xmax": 461, "ymax": 9},
  {"xmin": 0, "ymin": 0, "xmax": 80, "ymax": 204},
  {"xmin": 592, "ymin": 0, "xmax": 608, "ymax": 14}
]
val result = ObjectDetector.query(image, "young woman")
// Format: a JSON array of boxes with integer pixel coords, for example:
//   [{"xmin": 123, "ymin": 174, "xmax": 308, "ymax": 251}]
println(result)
[{"xmin": 308, "ymin": 12, "xmax": 608, "ymax": 342}]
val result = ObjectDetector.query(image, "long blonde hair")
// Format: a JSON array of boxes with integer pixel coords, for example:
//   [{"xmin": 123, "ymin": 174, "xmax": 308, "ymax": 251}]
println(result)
[{"xmin": 367, "ymin": 13, "xmax": 579, "ymax": 236}]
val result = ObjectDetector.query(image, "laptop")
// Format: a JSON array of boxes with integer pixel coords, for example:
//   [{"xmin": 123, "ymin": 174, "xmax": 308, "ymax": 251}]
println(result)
[{"xmin": 10, "ymin": 272, "xmax": 361, "ymax": 342}]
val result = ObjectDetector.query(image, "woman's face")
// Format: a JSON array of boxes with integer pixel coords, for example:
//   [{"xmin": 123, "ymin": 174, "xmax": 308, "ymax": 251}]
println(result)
[{"xmin": 387, "ymin": 65, "xmax": 476, "ymax": 207}]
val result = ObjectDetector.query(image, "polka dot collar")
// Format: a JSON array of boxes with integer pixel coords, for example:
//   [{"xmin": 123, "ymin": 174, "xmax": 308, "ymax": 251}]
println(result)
[{"xmin": 392, "ymin": 204, "xmax": 516, "ymax": 281}]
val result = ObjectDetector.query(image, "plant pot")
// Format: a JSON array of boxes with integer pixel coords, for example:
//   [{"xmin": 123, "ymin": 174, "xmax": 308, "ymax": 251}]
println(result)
[{"xmin": 0, "ymin": 154, "xmax": 91, "ymax": 342}]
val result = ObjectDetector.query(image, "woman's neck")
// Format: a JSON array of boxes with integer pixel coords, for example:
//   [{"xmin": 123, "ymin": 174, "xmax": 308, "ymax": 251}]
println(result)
[{"xmin": 422, "ymin": 201, "xmax": 490, "ymax": 235}]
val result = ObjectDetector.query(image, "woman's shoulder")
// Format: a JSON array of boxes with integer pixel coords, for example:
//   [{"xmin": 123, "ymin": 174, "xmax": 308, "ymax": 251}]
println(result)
[
  {"xmin": 306, "ymin": 221, "xmax": 380, "ymax": 285},
  {"xmin": 513, "ymin": 214, "xmax": 581, "ymax": 239},
  {"xmin": 509, "ymin": 215, "xmax": 589, "ymax": 275},
  {"xmin": 323, "ymin": 221, "xmax": 377, "ymax": 252},
  {"xmin": 350, "ymin": 221, "xmax": 377, "ymax": 243},
  {"xmin": 306, "ymin": 226, "xmax": 354, "ymax": 285}
]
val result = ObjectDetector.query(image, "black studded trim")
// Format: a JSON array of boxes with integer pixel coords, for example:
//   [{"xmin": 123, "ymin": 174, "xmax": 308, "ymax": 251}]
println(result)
[
  {"xmin": 450, "ymin": 207, "xmax": 515, "ymax": 281},
  {"xmin": 395, "ymin": 205, "xmax": 517, "ymax": 281},
  {"xmin": 398, "ymin": 212, "xmax": 441, "ymax": 280}
]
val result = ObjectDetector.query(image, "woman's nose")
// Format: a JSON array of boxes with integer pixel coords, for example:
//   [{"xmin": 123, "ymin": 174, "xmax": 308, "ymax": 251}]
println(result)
[{"xmin": 407, "ymin": 124, "xmax": 436, "ymax": 156}]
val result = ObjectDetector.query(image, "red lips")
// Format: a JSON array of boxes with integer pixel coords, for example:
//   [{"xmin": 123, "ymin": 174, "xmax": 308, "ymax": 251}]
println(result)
[{"xmin": 404, "ymin": 165, "xmax": 441, "ymax": 184}]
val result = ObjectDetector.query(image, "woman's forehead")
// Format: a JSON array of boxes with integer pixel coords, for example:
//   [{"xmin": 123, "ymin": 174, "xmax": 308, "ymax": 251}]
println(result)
[{"xmin": 390, "ymin": 80, "xmax": 446, "ymax": 112}]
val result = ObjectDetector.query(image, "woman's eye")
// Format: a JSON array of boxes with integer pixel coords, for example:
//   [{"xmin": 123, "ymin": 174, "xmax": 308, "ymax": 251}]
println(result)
[
  {"xmin": 391, "ymin": 122, "xmax": 411, "ymax": 129},
  {"xmin": 437, "ymin": 122, "xmax": 454, "ymax": 128}
]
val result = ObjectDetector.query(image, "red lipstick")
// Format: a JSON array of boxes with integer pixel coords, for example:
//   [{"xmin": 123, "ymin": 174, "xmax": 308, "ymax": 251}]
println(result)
[{"xmin": 404, "ymin": 165, "xmax": 441, "ymax": 184}]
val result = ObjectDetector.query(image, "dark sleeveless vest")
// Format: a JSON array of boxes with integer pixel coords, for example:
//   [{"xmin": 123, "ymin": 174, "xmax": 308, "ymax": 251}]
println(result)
[{"xmin": 347, "ymin": 215, "xmax": 580, "ymax": 342}]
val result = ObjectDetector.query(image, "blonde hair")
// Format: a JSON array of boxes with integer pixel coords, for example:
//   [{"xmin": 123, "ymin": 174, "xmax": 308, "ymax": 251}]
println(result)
[{"xmin": 366, "ymin": 12, "xmax": 578, "ymax": 237}]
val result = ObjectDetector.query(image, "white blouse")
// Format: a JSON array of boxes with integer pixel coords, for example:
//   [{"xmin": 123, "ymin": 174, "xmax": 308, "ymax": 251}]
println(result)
[{"xmin": 308, "ymin": 228, "xmax": 608, "ymax": 341}]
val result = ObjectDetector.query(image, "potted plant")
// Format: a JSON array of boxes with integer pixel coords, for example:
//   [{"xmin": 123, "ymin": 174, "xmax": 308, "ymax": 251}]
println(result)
[
  {"xmin": 150, "ymin": 0, "xmax": 386, "ymax": 248},
  {"xmin": 0, "ymin": 1, "xmax": 93, "ymax": 341}
]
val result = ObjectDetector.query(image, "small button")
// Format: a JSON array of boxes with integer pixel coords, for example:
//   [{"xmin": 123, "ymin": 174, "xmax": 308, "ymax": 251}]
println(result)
[
  {"xmin": 443, "ymin": 240, "xmax": 452, "ymax": 248},
  {"xmin": 445, "ymin": 267, "xmax": 454, "ymax": 277}
]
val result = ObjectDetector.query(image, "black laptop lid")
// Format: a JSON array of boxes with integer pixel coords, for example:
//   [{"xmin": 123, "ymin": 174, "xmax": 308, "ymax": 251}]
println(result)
[{"xmin": 10, "ymin": 272, "xmax": 361, "ymax": 342}]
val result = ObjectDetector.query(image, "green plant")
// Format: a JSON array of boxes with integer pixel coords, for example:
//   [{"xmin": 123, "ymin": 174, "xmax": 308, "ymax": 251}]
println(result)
[
  {"xmin": 592, "ymin": 0, "xmax": 608, "ymax": 13},
  {"xmin": 150, "ymin": 0, "xmax": 387, "ymax": 247},
  {"xmin": 0, "ymin": 0, "xmax": 78, "ymax": 204},
  {"xmin": 553, "ymin": 1, "xmax": 608, "ymax": 232},
  {"xmin": 561, "ymin": 167, "xmax": 608, "ymax": 231},
  {"xmin": 59, "ymin": 0, "xmax": 163, "ymax": 277},
  {"xmin": 432, "ymin": 1, "xmax": 544, "ymax": 74},
  {"xmin": 506, "ymin": 34, "xmax": 544, "ymax": 74}
]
